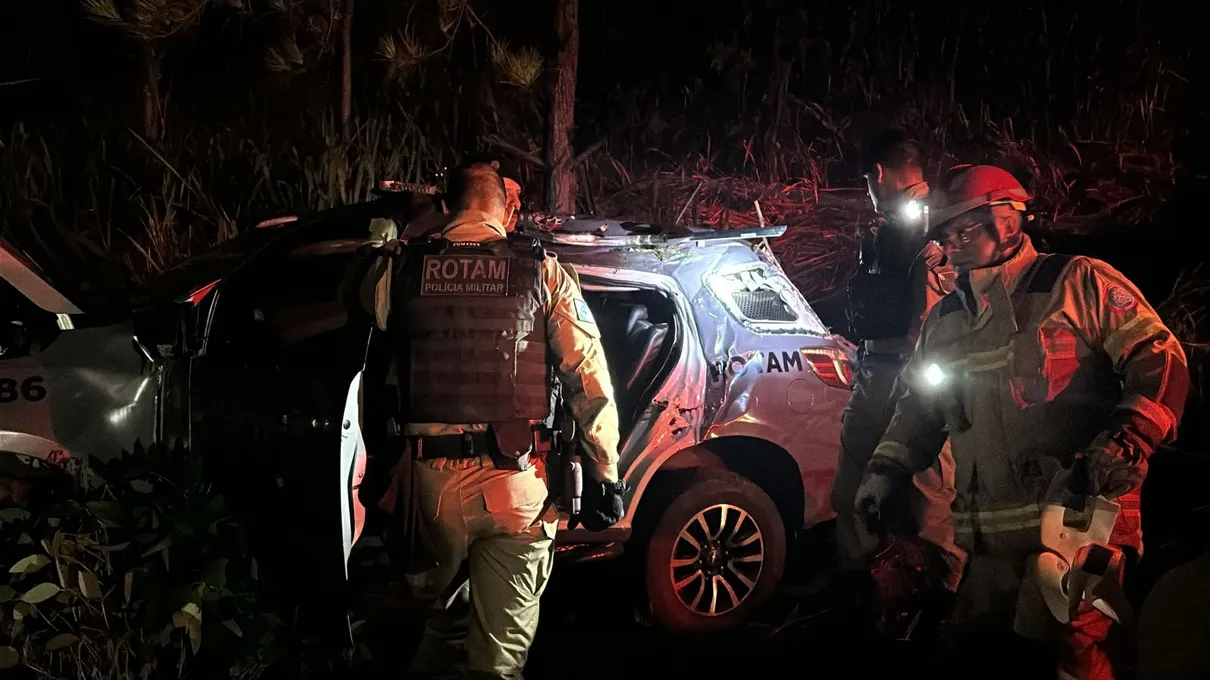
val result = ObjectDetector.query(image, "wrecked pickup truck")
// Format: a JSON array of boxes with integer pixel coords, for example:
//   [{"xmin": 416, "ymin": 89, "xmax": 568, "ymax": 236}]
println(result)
[{"xmin": 0, "ymin": 197, "xmax": 854, "ymax": 633}]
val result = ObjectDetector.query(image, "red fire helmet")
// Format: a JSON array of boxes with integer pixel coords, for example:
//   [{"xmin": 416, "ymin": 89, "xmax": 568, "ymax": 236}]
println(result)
[{"xmin": 930, "ymin": 164, "xmax": 1031, "ymax": 233}]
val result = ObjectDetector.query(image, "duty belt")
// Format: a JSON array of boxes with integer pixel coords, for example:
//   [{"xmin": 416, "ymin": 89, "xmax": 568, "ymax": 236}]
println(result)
[
  {"xmin": 862, "ymin": 338, "xmax": 914, "ymax": 357},
  {"xmin": 410, "ymin": 427, "xmax": 555, "ymax": 460},
  {"xmin": 859, "ymin": 348, "xmax": 911, "ymax": 364},
  {"xmin": 411, "ymin": 432, "xmax": 492, "ymax": 460}
]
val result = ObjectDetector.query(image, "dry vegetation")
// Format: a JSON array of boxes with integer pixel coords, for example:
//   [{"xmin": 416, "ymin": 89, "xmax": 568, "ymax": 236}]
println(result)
[
  {"xmin": 1, "ymin": 1, "xmax": 1202, "ymax": 357},
  {"xmin": 0, "ymin": 3, "xmax": 1205, "ymax": 677},
  {"xmin": 2, "ymin": 2, "xmax": 1196, "ymax": 295}
]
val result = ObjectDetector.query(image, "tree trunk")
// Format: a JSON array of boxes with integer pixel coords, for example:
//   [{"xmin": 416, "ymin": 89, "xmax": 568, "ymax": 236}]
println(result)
[
  {"xmin": 140, "ymin": 42, "xmax": 162, "ymax": 143},
  {"xmin": 339, "ymin": 0, "xmax": 355, "ymax": 132},
  {"xmin": 545, "ymin": 0, "xmax": 578, "ymax": 213}
]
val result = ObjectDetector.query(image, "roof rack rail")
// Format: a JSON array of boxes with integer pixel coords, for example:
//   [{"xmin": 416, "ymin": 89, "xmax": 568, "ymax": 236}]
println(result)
[{"xmin": 526, "ymin": 223, "xmax": 787, "ymax": 247}]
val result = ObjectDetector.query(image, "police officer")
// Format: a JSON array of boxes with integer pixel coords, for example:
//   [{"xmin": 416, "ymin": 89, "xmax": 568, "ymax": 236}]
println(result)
[
  {"xmin": 400, "ymin": 155, "xmax": 524, "ymax": 241},
  {"xmin": 360, "ymin": 161, "xmax": 626, "ymax": 679},
  {"xmin": 855, "ymin": 165, "xmax": 1189, "ymax": 679},
  {"xmin": 832, "ymin": 130, "xmax": 966, "ymax": 631}
]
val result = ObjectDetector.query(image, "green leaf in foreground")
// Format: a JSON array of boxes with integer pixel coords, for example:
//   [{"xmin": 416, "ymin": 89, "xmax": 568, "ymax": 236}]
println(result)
[
  {"xmin": 21, "ymin": 582, "xmax": 62, "ymax": 604},
  {"xmin": 8, "ymin": 554, "xmax": 51, "ymax": 575},
  {"xmin": 0, "ymin": 646, "xmax": 19, "ymax": 669},
  {"xmin": 79, "ymin": 570, "xmax": 103, "ymax": 599},
  {"xmin": 45, "ymin": 633, "xmax": 79, "ymax": 652}
]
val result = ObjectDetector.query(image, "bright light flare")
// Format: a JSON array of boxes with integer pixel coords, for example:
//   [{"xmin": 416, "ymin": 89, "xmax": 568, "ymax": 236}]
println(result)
[
  {"xmin": 923, "ymin": 363, "xmax": 946, "ymax": 387},
  {"xmin": 900, "ymin": 199, "xmax": 923, "ymax": 223}
]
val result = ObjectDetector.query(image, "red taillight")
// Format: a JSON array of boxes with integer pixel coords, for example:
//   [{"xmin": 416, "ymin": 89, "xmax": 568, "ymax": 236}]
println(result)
[
  {"xmin": 802, "ymin": 347, "xmax": 854, "ymax": 390},
  {"xmin": 183, "ymin": 279, "xmax": 220, "ymax": 306}
]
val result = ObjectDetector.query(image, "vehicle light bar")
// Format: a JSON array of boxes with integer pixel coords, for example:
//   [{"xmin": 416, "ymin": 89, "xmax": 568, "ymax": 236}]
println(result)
[{"xmin": 377, "ymin": 180, "xmax": 438, "ymax": 194}]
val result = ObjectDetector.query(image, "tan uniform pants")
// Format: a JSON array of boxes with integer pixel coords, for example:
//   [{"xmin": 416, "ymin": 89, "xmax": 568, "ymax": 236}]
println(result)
[{"xmin": 407, "ymin": 454, "xmax": 558, "ymax": 680}]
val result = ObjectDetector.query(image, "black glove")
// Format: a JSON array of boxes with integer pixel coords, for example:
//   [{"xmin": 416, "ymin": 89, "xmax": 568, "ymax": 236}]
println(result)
[
  {"xmin": 1046, "ymin": 450, "xmax": 1143, "ymax": 506},
  {"xmin": 853, "ymin": 458, "xmax": 910, "ymax": 532},
  {"xmin": 1084, "ymin": 449, "xmax": 1144, "ymax": 499},
  {"xmin": 578, "ymin": 478, "xmax": 628, "ymax": 532}
]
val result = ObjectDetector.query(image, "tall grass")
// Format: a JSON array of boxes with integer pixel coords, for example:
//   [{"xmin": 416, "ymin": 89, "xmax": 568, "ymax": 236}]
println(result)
[
  {"xmin": 0, "ymin": 112, "xmax": 448, "ymax": 283},
  {"xmin": 580, "ymin": 1, "xmax": 1193, "ymax": 222},
  {"xmin": 0, "ymin": 1, "xmax": 1199, "ymax": 288}
]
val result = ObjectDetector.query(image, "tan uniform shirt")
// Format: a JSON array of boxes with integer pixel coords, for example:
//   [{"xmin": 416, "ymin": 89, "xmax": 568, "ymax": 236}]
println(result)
[{"xmin": 361, "ymin": 210, "xmax": 622, "ymax": 482}]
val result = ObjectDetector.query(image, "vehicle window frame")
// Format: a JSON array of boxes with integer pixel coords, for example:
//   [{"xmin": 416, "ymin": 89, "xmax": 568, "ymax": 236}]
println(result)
[
  {"xmin": 202, "ymin": 232, "xmax": 370, "ymax": 358},
  {"xmin": 703, "ymin": 262, "xmax": 828, "ymax": 336}
]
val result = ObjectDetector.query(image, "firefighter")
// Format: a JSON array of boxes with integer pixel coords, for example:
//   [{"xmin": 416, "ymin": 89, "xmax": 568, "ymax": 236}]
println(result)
[
  {"xmin": 854, "ymin": 164, "xmax": 1189, "ymax": 679},
  {"xmin": 360, "ymin": 161, "xmax": 626, "ymax": 679},
  {"xmin": 832, "ymin": 129, "xmax": 966, "ymax": 634}
]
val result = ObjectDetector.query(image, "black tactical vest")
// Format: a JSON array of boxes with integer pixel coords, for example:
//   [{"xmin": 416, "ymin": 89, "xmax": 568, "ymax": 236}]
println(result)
[
  {"xmin": 846, "ymin": 217, "xmax": 931, "ymax": 341},
  {"xmin": 391, "ymin": 234, "xmax": 550, "ymax": 424}
]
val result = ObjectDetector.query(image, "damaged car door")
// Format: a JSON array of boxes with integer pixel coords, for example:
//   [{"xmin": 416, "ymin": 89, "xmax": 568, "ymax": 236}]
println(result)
[{"xmin": 188, "ymin": 231, "xmax": 372, "ymax": 641}]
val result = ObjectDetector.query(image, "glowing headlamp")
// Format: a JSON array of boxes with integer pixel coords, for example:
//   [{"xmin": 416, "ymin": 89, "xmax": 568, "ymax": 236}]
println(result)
[{"xmin": 900, "ymin": 199, "xmax": 923, "ymax": 223}]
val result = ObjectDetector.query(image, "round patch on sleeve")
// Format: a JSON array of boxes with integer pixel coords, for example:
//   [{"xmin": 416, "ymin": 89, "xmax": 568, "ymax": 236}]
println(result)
[{"xmin": 1106, "ymin": 285, "xmax": 1137, "ymax": 312}]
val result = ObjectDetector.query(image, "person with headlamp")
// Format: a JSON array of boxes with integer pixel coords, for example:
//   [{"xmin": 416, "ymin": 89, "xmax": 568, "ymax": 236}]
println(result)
[
  {"xmin": 854, "ymin": 164, "xmax": 1189, "ymax": 679},
  {"xmin": 831, "ymin": 129, "xmax": 967, "ymax": 638}
]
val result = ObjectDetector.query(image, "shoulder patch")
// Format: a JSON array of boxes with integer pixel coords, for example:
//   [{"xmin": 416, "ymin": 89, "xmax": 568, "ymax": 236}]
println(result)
[
  {"xmin": 1105, "ymin": 285, "xmax": 1137, "ymax": 312},
  {"xmin": 573, "ymin": 298, "xmax": 595, "ymax": 324}
]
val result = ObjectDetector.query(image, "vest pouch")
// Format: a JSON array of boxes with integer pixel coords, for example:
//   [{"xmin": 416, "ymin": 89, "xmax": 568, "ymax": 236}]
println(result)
[{"xmin": 490, "ymin": 419, "xmax": 535, "ymax": 472}]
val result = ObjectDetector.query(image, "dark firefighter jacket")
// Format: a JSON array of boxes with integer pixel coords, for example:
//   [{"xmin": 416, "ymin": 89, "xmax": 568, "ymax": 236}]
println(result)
[{"xmin": 871, "ymin": 235, "xmax": 1189, "ymax": 551}]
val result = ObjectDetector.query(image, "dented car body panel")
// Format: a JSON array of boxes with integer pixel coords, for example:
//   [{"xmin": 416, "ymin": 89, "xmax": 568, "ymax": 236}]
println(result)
[
  {"xmin": 540, "ymin": 219, "xmax": 848, "ymax": 528},
  {"xmin": 1, "ymin": 239, "xmax": 166, "ymax": 471}
]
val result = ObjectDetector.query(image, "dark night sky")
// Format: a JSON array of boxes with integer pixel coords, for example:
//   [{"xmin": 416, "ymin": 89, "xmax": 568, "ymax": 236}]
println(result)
[{"xmin": 3, "ymin": 2, "xmax": 1202, "ymax": 137}]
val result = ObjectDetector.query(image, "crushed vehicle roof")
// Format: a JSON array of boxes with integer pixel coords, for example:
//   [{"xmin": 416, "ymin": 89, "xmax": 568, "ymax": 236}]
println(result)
[{"xmin": 517, "ymin": 215, "xmax": 786, "ymax": 248}]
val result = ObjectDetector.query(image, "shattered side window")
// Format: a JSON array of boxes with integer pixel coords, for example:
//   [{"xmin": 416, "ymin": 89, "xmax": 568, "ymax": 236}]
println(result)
[{"xmin": 704, "ymin": 263, "xmax": 828, "ymax": 335}]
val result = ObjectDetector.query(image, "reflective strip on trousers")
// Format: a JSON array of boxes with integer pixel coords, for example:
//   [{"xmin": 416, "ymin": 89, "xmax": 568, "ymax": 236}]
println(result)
[{"xmin": 953, "ymin": 503, "xmax": 1042, "ymax": 536}]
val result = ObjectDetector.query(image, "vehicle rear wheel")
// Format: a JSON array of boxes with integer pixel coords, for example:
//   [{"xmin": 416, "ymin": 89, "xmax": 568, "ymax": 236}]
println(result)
[{"xmin": 644, "ymin": 471, "xmax": 786, "ymax": 632}]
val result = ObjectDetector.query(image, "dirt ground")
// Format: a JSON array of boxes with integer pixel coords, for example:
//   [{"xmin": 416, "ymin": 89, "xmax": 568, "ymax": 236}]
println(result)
[
  {"xmin": 334, "ymin": 449, "xmax": 1210, "ymax": 680},
  {"xmin": 343, "ymin": 529, "xmax": 1032, "ymax": 680}
]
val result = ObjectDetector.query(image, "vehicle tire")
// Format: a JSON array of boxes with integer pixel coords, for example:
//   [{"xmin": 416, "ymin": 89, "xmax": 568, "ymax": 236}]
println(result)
[{"xmin": 644, "ymin": 471, "xmax": 786, "ymax": 632}]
